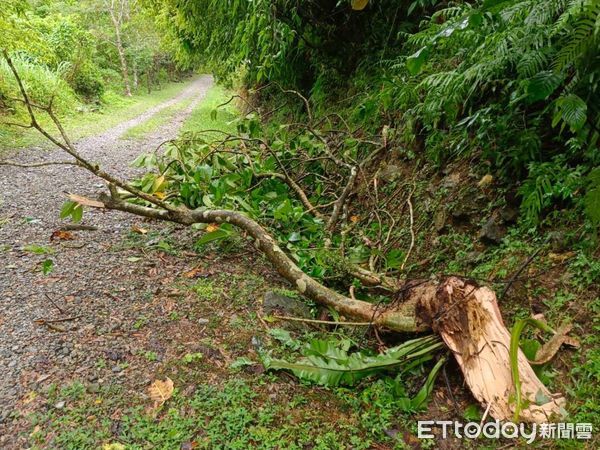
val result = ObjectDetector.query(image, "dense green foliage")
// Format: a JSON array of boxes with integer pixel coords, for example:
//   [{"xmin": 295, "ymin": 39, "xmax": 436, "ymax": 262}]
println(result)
[
  {"xmin": 1, "ymin": 0, "xmax": 182, "ymax": 121},
  {"xmin": 149, "ymin": 0, "xmax": 600, "ymax": 227}
]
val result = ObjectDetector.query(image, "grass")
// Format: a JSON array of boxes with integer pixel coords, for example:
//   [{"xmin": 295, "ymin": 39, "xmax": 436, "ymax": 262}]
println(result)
[
  {"xmin": 119, "ymin": 83, "xmax": 237, "ymax": 142},
  {"xmin": 120, "ymin": 81, "xmax": 238, "ymax": 140},
  {"xmin": 120, "ymin": 96, "xmax": 195, "ymax": 141},
  {"xmin": 180, "ymin": 84, "xmax": 237, "ymax": 137},
  {"xmin": 0, "ymin": 78, "xmax": 200, "ymax": 151}
]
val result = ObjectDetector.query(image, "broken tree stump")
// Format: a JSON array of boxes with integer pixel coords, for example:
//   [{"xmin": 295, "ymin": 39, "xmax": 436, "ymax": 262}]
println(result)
[{"xmin": 415, "ymin": 277, "xmax": 566, "ymax": 423}]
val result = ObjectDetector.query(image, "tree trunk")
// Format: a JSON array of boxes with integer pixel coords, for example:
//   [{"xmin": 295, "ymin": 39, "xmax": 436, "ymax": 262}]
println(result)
[
  {"xmin": 83, "ymin": 193, "xmax": 568, "ymax": 423},
  {"xmin": 109, "ymin": 6, "xmax": 132, "ymax": 97},
  {"xmin": 132, "ymin": 64, "xmax": 138, "ymax": 91}
]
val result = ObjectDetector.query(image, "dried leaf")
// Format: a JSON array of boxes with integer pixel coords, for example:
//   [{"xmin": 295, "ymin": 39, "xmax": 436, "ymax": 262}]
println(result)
[
  {"xmin": 184, "ymin": 266, "xmax": 204, "ymax": 278},
  {"xmin": 131, "ymin": 225, "xmax": 148, "ymax": 235},
  {"xmin": 477, "ymin": 174, "xmax": 493, "ymax": 188},
  {"xmin": 351, "ymin": 0, "xmax": 369, "ymax": 10},
  {"xmin": 530, "ymin": 323, "xmax": 580, "ymax": 365},
  {"xmin": 51, "ymin": 230, "xmax": 74, "ymax": 241},
  {"xmin": 206, "ymin": 223, "xmax": 220, "ymax": 232},
  {"xmin": 68, "ymin": 194, "xmax": 105, "ymax": 208},
  {"xmin": 102, "ymin": 444, "xmax": 125, "ymax": 450},
  {"xmin": 548, "ymin": 252, "xmax": 575, "ymax": 263},
  {"xmin": 148, "ymin": 377, "xmax": 174, "ymax": 408}
]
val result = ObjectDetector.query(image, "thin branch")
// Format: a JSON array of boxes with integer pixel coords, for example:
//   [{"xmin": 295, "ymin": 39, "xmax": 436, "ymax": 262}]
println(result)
[
  {"xmin": 254, "ymin": 172, "xmax": 324, "ymax": 219},
  {"xmin": 0, "ymin": 160, "xmax": 80, "ymax": 168},
  {"xmin": 3, "ymin": 49, "xmax": 174, "ymax": 212},
  {"xmin": 272, "ymin": 314, "xmax": 373, "ymax": 326},
  {"xmin": 401, "ymin": 187, "xmax": 415, "ymax": 271}
]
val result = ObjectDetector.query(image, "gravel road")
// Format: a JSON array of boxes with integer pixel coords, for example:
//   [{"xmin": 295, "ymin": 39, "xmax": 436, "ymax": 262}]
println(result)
[{"xmin": 0, "ymin": 75, "xmax": 213, "ymax": 446}]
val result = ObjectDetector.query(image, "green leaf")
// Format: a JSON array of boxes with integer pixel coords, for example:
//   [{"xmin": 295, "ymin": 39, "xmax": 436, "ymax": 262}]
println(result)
[
  {"xmin": 406, "ymin": 46, "xmax": 429, "ymax": 75},
  {"xmin": 196, "ymin": 228, "xmax": 232, "ymax": 246},
  {"xmin": 269, "ymin": 328, "xmax": 301, "ymax": 350},
  {"xmin": 410, "ymin": 357, "xmax": 446, "ymax": 410},
  {"xmin": 23, "ymin": 244, "xmax": 54, "ymax": 255},
  {"xmin": 71, "ymin": 204, "xmax": 83, "ymax": 223},
  {"xmin": 59, "ymin": 201, "xmax": 76, "ymax": 219},
  {"xmin": 263, "ymin": 335, "xmax": 444, "ymax": 387},
  {"xmin": 230, "ymin": 357, "xmax": 255, "ymax": 369},
  {"xmin": 519, "ymin": 339, "xmax": 541, "ymax": 361},
  {"xmin": 509, "ymin": 318, "xmax": 555, "ymax": 422},
  {"xmin": 463, "ymin": 404, "xmax": 482, "ymax": 421},
  {"xmin": 41, "ymin": 259, "xmax": 54, "ymax": 275},
  {"xmin": 584, "ymin": 186, "xmax": 600, "ymax": 225},
  {"xmin": 526, "ymin": 71, "xmax": 562, "ymax": 102},
  {"xmin": 554, "ymin": 94, "xmax": 587, "ymax": 132}
]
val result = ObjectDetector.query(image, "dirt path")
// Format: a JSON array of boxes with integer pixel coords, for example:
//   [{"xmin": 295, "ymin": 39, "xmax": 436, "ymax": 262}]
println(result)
[{"xmin": 0, "ymin": 76, "xmax": 213, "ymax": 445}]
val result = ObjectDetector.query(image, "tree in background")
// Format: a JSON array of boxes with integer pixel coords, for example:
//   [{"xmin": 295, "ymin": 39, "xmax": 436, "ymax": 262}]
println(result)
[{"xmin": 101, "ymin": 0, "xmax": 133, "ymax": 96}]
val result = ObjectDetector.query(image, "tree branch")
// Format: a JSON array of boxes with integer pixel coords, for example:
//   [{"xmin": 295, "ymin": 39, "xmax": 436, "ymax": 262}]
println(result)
[{"xmin": 0, "ymin": 160, "xmax": 80, "ymax": 168}]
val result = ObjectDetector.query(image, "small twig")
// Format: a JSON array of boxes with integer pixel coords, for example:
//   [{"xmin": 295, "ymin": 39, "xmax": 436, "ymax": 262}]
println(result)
[
  {"xmin": 34, "ymin": 316, "xmax": 80, "ymax": 324},
  {"xmin": 442, "ymin": 363, "xmax": 460, "ymax": 415},
  {"xmin": 254, "ymin": 311, "xmax": 270, "ymax": 332},
  {"xmin": 500, "ymin": 237, "xmax": 550, "ymax": 299},
  {"xmin": 400, "ymin": 187, "xmax": 415, "ymax": 271},
  {"xmin": 272, "ymin": 314, "xmax": 372, "ymax": 326},
  {"xmin": 44, "ymin": 293, "xmax": 64, "ymax": 314},
  {"xmin": 480, "ymin": 401, "xmax": 493, "ymax": 427},
  {"xmin": 0, "ymin": 160, "xmax": 79, "ymax": 168},
  {"xmin": 33, "ymin": 320, "xmax": 66, "ymax": 332}
]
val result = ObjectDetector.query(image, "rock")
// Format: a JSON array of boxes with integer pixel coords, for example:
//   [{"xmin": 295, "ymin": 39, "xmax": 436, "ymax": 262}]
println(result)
[
  {"xmin": 54, "ymin": 401, "xmax": 65, "ymax": 409},
  {"xmin": 441, "ymin": 172, "xmax": 461, "ymax": 189},
  {"xmin": 434, "ymin": 209, "xmax": 447, "ymax": 232},
  {"xmin": 500, "ymin": 206, "xmax": 519, "ymax": 223},
  {"xmin": 263, "ymin": 291, "xmax": 312, "ymax": 319},
  {"xmin": 197, "ymin": 318, "xmax": 209, "ymax": 325},
  {"xmin": 548, "ymin": 231, "xmax": 569, "ymax": 251},
  {"xmin": 378, "ymin": 164, "xmax": 401, "ymax": 183},
  {"xmin": 478, "ymin": 216, "xmax": 507, "ymax": 245},
  {"xmin": 111, "ymin": 365, "xmax": 123, "ymax": 373}
]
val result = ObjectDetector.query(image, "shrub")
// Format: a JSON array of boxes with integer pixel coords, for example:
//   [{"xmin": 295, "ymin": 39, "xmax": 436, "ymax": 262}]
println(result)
[{"xmin": 71, "ymin": 60, "xmax": 104, "ymax": 99}]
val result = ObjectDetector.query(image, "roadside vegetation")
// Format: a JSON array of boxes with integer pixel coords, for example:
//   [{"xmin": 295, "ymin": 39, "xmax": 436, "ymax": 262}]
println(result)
[
  {"xmin": 0, "ymin": 0, "xmax": 191, "ymax": 150},
  {"xmin": 1, "ymin": 0, "xmax": 599, "ymax": 448}
]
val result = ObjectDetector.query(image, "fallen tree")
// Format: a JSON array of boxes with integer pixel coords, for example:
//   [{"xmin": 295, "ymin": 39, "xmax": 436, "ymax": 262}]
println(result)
[{"xmin": 1, "ymin": 50, "xmax": 572, "ymax": 423}]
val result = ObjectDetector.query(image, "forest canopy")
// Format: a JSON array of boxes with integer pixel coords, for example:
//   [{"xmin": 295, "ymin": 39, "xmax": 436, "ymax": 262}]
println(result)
[
  {"xmin": 147, "ymin": 0, "xmax": 600, "ymax": 228},
  {"xmin": 0, "ymin": 0, "xmax": 182, "ymax": 117}
]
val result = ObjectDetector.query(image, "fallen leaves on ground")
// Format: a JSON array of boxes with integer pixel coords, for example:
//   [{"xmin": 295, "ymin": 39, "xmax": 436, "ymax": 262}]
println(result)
[
  {"xmin": 131, "ymin": 225, "xmax": 148, "ymax": 234},
  {"xmin": 183, "ymin": 266, "xmax": 204, "ymax": 278},
  {"xmin": 206, "ymin": 223, "xmax": 219, "ymax": 232},
  {"xmin": 50, "ymin": 230, "xmax": 74, "ymax": 241},
  {"xmin": 148, "ymin": 377, "xmax": 174, "ymax": 408}
]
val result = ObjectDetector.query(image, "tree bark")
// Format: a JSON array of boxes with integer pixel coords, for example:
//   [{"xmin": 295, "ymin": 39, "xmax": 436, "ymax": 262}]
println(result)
[
  {"xmin": 83, "ymin": 192, "xmax": 566, "ymax": 424},
  {"xmin": 107, "ymin": 0, "xmax": 132, "ymax": 97}
]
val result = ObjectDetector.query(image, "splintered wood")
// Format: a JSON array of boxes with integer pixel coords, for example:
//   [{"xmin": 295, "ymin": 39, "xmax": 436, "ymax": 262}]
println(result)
[{"xmin": 416, "ymin": 277, "xmax": 566, "ymax": 423}]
